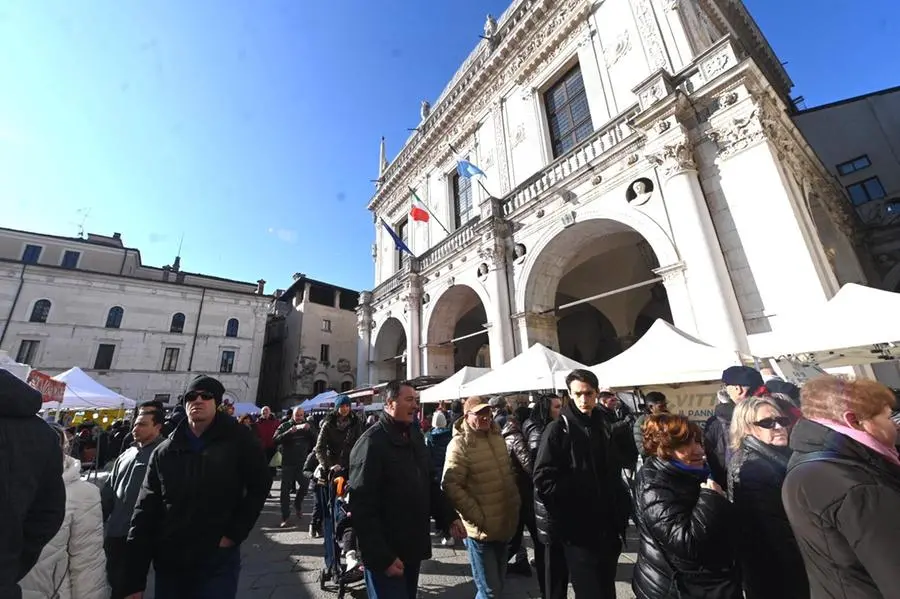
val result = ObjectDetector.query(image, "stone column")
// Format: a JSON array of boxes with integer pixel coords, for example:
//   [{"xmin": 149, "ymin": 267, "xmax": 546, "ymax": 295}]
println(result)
[
  {"xmin": 302, "ymin": 282, "xmax": 311, "ymax": 303},
  {"xmin": 649, "ymin": 139, "xmax": 746, "ymax": 352},
  {"xmin": 652, "ymin": 262, "xmax": 696, "ymax": 335},
  {"xmin": 355, "ymin": 292, "xmax": 373, "ymax": 387},
  {"xmin": 405, "ymin": 275, "xmax": 423, "ymax": 379},
  {"xmin": 513, "ymin": 312, "xmax": 559, "ymax": 353}
]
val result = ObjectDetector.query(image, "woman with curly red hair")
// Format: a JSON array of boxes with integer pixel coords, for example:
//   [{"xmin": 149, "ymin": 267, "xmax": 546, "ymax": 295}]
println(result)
[{"xmin": 632, "ymin": 414, "xmax": 741, "ymax": 599}]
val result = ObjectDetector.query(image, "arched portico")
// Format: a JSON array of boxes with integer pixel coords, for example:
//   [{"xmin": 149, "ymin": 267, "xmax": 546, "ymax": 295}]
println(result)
[
  {"xmin": 372, "ymin": 317, "xmax": 407, "ymax": 383},
  {"xmin": 422, "ymin": 284, "xmax": 492, "ymax": 377}
]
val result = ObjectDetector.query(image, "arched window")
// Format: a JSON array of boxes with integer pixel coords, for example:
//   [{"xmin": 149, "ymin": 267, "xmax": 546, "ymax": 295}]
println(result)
[
  {"xmin": 30, "ymin": 299, "xmax": 51, "ymax": 323},
  {"xmin": 313, "ymin": 380, "xmax": 327, "ymax": 394},
  {"xmin": 105, "ymin": 306, "xmax": 124, "ymax": 329},
  {"xmin": 340, "ymin": 381, "xmax": 353, "ymax": 392},
  {"xmin": 226, "ymin": 318, "xmax": 239, "ymax": 338},
  {"xmin": 170, "ymin": 312, "xmax": 186, "ymax": 333}
]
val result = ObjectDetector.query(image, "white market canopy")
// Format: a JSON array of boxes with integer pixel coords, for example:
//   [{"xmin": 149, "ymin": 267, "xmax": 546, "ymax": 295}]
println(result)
[
  {"xmin": 232, "ymin": 402, "xmax": 261, "ymax": 417},
  {"xmin": 420, "ymin": 367, "xmax": 492, "ymax": 403},
  {"xmin": 299, "ymin": 390, "xmax": 338, "ymax": 411},
  {"xmin": 750, "ymin": 283, "xmax": 900, "ymax": 367},
  {"xmin": 0, "ymin": 351, "xmax": 31, "ymax": 382},
  {"xmin": 45, "ymin": 367, "xmax": 136, "ymax": 410},
  {"xmin": 553, "ymin": 319, "xmax": 747, "ymax": 389},
  {"xmin": 459, "ymin": 343, "xmax": 588, "ymax": 396}
]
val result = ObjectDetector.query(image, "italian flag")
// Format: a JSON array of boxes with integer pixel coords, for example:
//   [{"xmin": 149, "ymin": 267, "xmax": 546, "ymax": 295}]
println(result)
[{"xmin": 409, "ymin": 190, "xmax": 430, "ymax": 223}]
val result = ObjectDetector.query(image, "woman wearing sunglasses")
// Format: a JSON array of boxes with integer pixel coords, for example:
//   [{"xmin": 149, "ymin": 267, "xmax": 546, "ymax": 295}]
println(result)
[{"xmin": 728, "ymin": 397, "xmax": 808, "ymax": 599}]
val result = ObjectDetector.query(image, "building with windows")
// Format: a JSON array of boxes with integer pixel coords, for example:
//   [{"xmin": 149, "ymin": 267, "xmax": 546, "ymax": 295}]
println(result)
[
  {"xmin": 255, "ymin": 274, "xmax": 360, "ymax": 407},
  {"xmin": 793, "ymin": 86, "xmax": 900, "ymax": 291},
  {"xmin": 0, "ymin": 227, "xmax": 270, "ymax": 406},
  {"xmin": 356, "ymin": 0, "xmax": 869, "ymax": 386}
]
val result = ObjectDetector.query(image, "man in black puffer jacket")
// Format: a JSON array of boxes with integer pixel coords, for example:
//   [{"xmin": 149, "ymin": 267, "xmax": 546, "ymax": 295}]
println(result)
[
  {"xmin": 123, "ymin": 375, "xmax": 270, "ymax": 599},
  {"xmin": 534, "ymin": 370, "xmax": 631, "ymax": 599},
  {"xmin": 0, "ymin": 370, "xmax": 66, "ymax": 599}
]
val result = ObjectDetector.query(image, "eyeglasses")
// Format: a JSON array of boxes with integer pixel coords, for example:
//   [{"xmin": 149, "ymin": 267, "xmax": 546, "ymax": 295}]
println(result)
[
  {"xmin": 185, "ymin": 391, "xmax": 215, "ymax": 402},
  {"xmin": 754, "ymin": 416, "xmax": 791, "ymax": 429},
  {"xmin": 468, "ymin": 412, "xmax": 492, "ymax": 421}
]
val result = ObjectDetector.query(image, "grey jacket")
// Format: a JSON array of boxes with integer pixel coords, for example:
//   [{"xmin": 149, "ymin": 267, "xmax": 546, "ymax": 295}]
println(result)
[{"xmin": 101, "ymin": 437, "xmax": 163, "ymax": 538}]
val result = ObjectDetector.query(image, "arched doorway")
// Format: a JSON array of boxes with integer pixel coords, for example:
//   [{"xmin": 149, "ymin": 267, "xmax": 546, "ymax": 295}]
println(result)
[
  {"xmin": 372, "ymin": 317, "xmax": 407, "ymax": 383},
  {"xmin": 521, "ymin": 218, "xmax": 673, "ymax": 364},
  {"xmin": 424, "ymin": 285, "xmax": 490, "ymax": 376}
]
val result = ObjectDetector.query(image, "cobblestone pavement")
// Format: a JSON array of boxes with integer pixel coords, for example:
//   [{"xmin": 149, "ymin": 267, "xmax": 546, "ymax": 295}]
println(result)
[{"xmin": 143, "ymin": 477, "xmax": 638, "ymax": 599}]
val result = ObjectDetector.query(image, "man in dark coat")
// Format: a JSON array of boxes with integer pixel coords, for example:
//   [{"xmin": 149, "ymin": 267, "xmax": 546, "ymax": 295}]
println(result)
[
  {"xmin": 272, "ymin": 406, "xmax": 315, "ymax": 528},
  {"xmin": 0, "ymin": 369, "xmax": 66, "ymax": 599},
  {"xmin": 349, "ymin": 380, "xmax": 465, "ymax": 599},
  {"xmin": 704, "ymin": 366, "xmax": 765, "ymax": 487},
  {"xmin": 533, "ymin": 369, "xmax": 631, "ymax": 599},
  {"xmin": 123, "ymin": 375, "xmax": 270, "ymax": 599}
]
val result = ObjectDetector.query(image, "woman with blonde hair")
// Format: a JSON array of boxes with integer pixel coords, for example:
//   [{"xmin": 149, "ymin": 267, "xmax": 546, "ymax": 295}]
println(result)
[
  {"xmin": 782, "ymin": 376, "xmax": 900, "ymax": 598},
  {"xmin": 728, "ymin": 397, "xmax": 808, "ymax": 599},
  {"xmin": 19, "ymin": 426, "xmax": 109, "ymax": 599},
  {"xmin": 632, "ymin": 414, "xmax": 740, "ymax": 599}
]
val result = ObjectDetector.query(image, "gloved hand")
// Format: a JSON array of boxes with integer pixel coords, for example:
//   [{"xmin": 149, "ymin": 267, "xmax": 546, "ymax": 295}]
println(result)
[{"xmin": 314, "ymin": 465, "xmax": 325, "ymax": 480}]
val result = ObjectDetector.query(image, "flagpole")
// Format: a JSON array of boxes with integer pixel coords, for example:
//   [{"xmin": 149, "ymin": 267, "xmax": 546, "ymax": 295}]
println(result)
[
  {"xmin": 448, "ymin": 143, "xmax": 494, "ymax": 199},
  {"xmin": 409, "ymin": 186, "xmax": 451, "ymax": 236}
]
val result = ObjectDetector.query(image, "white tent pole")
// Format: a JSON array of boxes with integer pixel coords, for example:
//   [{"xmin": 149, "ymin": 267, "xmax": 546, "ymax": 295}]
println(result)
[{"xmin": 539, "ymin": 277, "xmax": 664, "ymax": 315}]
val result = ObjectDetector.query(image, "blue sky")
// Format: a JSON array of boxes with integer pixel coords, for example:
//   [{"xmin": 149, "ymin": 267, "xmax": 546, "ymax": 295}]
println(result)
[{"xmin": 1, "ymin": 0, "xmax": 897, "ymax": 293}]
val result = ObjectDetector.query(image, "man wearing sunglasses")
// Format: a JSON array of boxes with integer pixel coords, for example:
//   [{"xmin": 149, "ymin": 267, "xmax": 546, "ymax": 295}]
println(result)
[{"xmin": 123, "ymin": 375, "xmax": 270, "ymax": 599}]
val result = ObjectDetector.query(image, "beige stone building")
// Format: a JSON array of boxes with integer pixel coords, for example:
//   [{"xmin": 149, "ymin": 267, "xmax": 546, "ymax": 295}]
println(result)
[
  {"xmin": 256, "ymin": 274, "xmax": 360, "ymax": 406},
  {"xmin": 356, "ymin": 0, "xmax": 868, "ymax": 386},
  {"xmin": 0, "ymin": 227, "xmax": 270, "ymax": 405}
]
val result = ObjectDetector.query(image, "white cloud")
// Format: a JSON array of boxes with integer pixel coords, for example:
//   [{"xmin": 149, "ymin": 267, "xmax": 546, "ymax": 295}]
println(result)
[{"xmin": 267, "ymin": 227, "xmax": 298, "ymax": 244}]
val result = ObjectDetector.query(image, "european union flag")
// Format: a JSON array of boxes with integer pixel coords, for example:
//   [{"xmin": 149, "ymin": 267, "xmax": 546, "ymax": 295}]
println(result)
[
  {"xmin": 457, "ymin": 159, "xmax": 485, "ymax": 179},
  {"xmin": 380, "ymin": 219, "xmax": 413, "ymax": 255}
]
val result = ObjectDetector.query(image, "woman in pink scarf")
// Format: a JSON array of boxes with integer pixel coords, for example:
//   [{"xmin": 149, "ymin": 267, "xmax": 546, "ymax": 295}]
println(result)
[{"xmin": 782, "ymin": 376, "xmax": 900, "ymax": 598}]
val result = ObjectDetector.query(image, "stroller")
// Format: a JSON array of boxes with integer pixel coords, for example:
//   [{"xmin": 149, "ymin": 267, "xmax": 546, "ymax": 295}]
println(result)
[{"xmin": 317, "ymin": 470, "xmax": 364, "ymax": 597}]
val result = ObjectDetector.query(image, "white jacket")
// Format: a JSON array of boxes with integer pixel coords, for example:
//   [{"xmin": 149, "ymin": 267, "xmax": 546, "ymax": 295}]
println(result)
[{"xmin": 19, "ymin": 456, "xmax": 109, "ymax": 599}]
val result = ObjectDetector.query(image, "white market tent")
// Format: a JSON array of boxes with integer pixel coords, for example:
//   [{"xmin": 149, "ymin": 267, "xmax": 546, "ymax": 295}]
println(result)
[
  {"xmin": 553, "ymin": 319, "xmax": 747, "ymax": 389},
  {"xmin": 0, "ymin": 351, "xmax": 31, "ymax": 382},
  {"xmin": 419, "ymin": 367, "xmax": 491, "ymax": 403},
  {"xmin": 44, "ymin": 367, "xmax": 136, "ymax": 410},
  {"xmin": 459, "ymin": 343, "xmax": 588, "ymax": 396},
  {"xmin": 750, "ymin": 283, "xmax": 900, "ymax": 367},
  {"xmin": 232, "ymin": 402, "xmax": 260, "ymax": 417},
  {"xmin": 299, "ymin": 390, "xmax": 338, "ymax": 410}
]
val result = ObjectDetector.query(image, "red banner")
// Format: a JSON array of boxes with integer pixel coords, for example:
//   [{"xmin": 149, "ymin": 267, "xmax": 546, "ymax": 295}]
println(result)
[{"xmin": 27, "ymin": 370, "xmax": 66, "ymax": 404}]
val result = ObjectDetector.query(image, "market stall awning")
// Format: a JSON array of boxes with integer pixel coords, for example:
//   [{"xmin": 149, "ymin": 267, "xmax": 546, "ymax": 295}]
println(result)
[
  {"xmin": 749, "ymin": 283, "xmax": 900, "ymax": 367},
  {"xmin": 419, "ymin": 367, "xmax": 491, "ymax": 403},
  {"xmin": 298, "ymin": 390, "xmax": 338, "ymax": 410},
  {"xmin": 45, "ymin": 367, "xmax": 136, "ymax": 410},
  {"xmin": 554, "ymin": 319, "xmax": 747, "ymax": 389},
  {"xmin": 459, "ymin": 344, "xmax": 587, "ymax": 396}
]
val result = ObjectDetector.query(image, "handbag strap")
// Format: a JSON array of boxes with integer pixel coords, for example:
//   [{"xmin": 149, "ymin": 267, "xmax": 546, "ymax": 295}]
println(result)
[{"xmin": 787, "ymin": 450, "xmax": 858, "ymax": 473}]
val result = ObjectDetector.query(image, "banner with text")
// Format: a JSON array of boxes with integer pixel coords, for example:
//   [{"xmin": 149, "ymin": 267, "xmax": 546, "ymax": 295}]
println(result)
[
  {"xmin": 27, "ymin": 370, "xmax": 66, "ymax": 404},
  {"xmin": 643, "ymin": 383, "xmax": 721, "ymax": 422}
]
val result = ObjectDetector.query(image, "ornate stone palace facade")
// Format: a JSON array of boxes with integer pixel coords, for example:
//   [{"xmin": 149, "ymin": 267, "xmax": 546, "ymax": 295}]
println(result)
[{"xmin": 356, "ymin": 0, "xmax": 867, "ymax": 386}]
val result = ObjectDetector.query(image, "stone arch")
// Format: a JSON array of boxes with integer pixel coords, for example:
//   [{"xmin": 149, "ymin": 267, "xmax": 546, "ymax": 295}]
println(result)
[
  {"xmin": 372, "ymin": 316, "xmax": 407, "ymax": 383},
  {"xmin": 515, "ymin": 207, "xmax": 678, "ymax": 313},
  {"xmin": 423, "ymin": 284, "xmax": 491, "ymax": 376}
]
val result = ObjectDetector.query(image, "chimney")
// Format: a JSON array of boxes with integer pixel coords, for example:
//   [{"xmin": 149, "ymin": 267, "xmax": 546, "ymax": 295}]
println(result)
[
  {"xmin": 113, "ymin": 232, "xmax": 121, "ymax": 240},
  {"xmin": 162, "ymin": 266, "xmax": 171, "ymax": 282},
  {"xmin": 256, "ymin": 279, "xmax": 266, "ymax": 295},
  {"xmin": 172, "ymin": 256, "xmax": 181, "ymax": 272},
  {"xmin": 274, "ymin": 289, "xmax": 284, "ymax": 298}
]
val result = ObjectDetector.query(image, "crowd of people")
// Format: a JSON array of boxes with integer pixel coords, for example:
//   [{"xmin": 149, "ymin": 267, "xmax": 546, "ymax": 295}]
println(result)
[{"xmin": 3, "ymin": 363, "xmax": 900, "ymax": 599}]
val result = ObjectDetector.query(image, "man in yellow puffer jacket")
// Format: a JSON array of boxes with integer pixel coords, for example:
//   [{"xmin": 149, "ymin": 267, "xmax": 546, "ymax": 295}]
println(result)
[{"xmin": 442, "ymin": 396, "xmax": 520, "ymax": 598}]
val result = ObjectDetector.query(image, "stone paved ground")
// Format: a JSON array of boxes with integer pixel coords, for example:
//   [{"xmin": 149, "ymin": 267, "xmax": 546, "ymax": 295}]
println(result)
[{"xmin": 142, "ymin": 477, "xmax": 638, "ymax": 599}]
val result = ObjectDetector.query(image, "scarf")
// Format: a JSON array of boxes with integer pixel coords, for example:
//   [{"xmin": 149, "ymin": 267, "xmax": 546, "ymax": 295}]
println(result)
[{"xmin": 811, "ymin": 417, "xmax": 900, "ymax": 466}]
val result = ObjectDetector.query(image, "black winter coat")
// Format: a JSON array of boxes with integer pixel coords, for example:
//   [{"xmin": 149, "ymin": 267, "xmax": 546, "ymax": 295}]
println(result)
[
  {"xmin": 315, "ymin": 411, "xmax": 363, "ymax": 471},
  {"xmin": 273, "ymin": 419, "xmax": 316, "ymax": 465},
  {"xmin": 597, "ymin": 404, "xmax": 639, "ymax": 471},
  {"xmin": 349, "ymin": 413, "xmax": 457, "ymax": 572},
  {"xmin": 501, "ymin": 419, "xmax": 533, "ymax": 498},
  {"xmin": 703, "ymin": 401, "xmax": 735, "ymax": 488},
  {"xmin": 632, "ymin": 458, "xmax": 741, "ymax": 599},
  {"xmin": 782, "ymin": 419, "xmax": 900, "ymax": 598},
  {"xmin": 0, "ymin": 371, "xmax": 66, "ymax": 597},
  {"xmin": 425, "ymin": 427, "xmax": 452, "ymax": 482},
  {"xmin": 124, "ymin": 412, "xmax": 270, "ymax": 593},
  {"xmin": 728, "ymin": 436, "xmax": 808, "ymax": 599},
  {"xmin": 522, "ymin": 417, "xmax": 544, "ymax": 462},
  {"xmin": 533, "ymin": 404, "xmax": 630, "ymax": 547}
]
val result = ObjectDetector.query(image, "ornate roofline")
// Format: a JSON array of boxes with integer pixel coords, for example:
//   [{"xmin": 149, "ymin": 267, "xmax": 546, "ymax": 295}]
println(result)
[{"xmin": 368, "ymin": 0, "xmax": 591, "ymax": 215}]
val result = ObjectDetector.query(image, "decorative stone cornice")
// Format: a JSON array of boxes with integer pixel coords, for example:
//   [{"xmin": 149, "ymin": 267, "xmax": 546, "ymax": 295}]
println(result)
[
  {"xmin": 369, "ymin": 0, "xmax": 592, "ymax": 218},
  {"xmin": 647, "ymin": 139, "xmax": 697, "ymax": 179},
  {"xmin": 706, "ymin": 106, "xmax": 767, "ymax": 159}
]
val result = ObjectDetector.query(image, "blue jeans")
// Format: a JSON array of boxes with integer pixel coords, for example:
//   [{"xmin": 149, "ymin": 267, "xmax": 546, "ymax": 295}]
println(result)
[
  {"xmin": 154, "ymin": 545, "xmax": 241, "ymax": 599},
  {"xmin": 363, "ymin": 560, "xmax": 421, "ymax": 599},
  {"xmin": 465, "ymin": 538, "xmax": 507, "ymax": 598}
]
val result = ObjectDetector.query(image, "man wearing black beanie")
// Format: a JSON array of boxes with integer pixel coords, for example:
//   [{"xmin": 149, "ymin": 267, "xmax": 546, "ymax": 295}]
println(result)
[{"xmin": 123, "ymin": 374, "xmax": 270, "ymax": 599}]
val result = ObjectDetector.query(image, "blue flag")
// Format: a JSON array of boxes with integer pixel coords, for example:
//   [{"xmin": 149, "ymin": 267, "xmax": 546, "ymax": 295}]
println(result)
[
  {"xmin": 380, "ymin": 219, "xmax": 413, "ymax": 255},
  {"xmin": 457, "ymin": 159, "xmax": 485, "ymax": 178}
]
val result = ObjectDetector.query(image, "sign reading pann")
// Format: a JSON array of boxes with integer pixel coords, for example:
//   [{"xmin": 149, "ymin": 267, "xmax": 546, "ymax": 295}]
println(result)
[
  {"xmin": 643, "ymin": 383, "xmax": 721, "ymax": 422},
  {"xmin": 27, "ymin": 370, "xmax": 67, "ymax": 404}
]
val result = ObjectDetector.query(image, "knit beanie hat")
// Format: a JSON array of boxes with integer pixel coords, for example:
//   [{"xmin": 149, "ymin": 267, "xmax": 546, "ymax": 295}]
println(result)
[
  {"xmin": 432, "ymin": 411, "xmax": 447, "ymax": 429},
  {"xmin": 334, "ymin": 394, "xmax": 351, "ymax": 410},
  {"xmin": 184, "ymin": 375, "xmax": 226, "ymax": 406}
]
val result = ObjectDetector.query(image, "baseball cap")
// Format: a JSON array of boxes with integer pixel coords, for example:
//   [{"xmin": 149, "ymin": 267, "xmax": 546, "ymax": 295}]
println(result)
[{"xmin": 463, "ymin": 396, "xmax": 491, "ymax": 415}]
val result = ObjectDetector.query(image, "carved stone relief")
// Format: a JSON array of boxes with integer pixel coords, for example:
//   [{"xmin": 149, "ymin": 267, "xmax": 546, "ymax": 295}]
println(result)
[
  {"xmin": 648, "ymin": 140, "xmax": 697, "ymax": 179},
  {"xmin": 604, "ymin": 30, "xmax": 632, "ymax": 67},
  {"xmin": 512, "ymin": 123, "xmax": 527, "ymax": 148},
  {"xmin": 631, "ymin": 0, "xmax": 668, "ymax": 70},
  {"xmin": 491, "ymin": 102, "xmax": 511, "ymax": 194}
]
